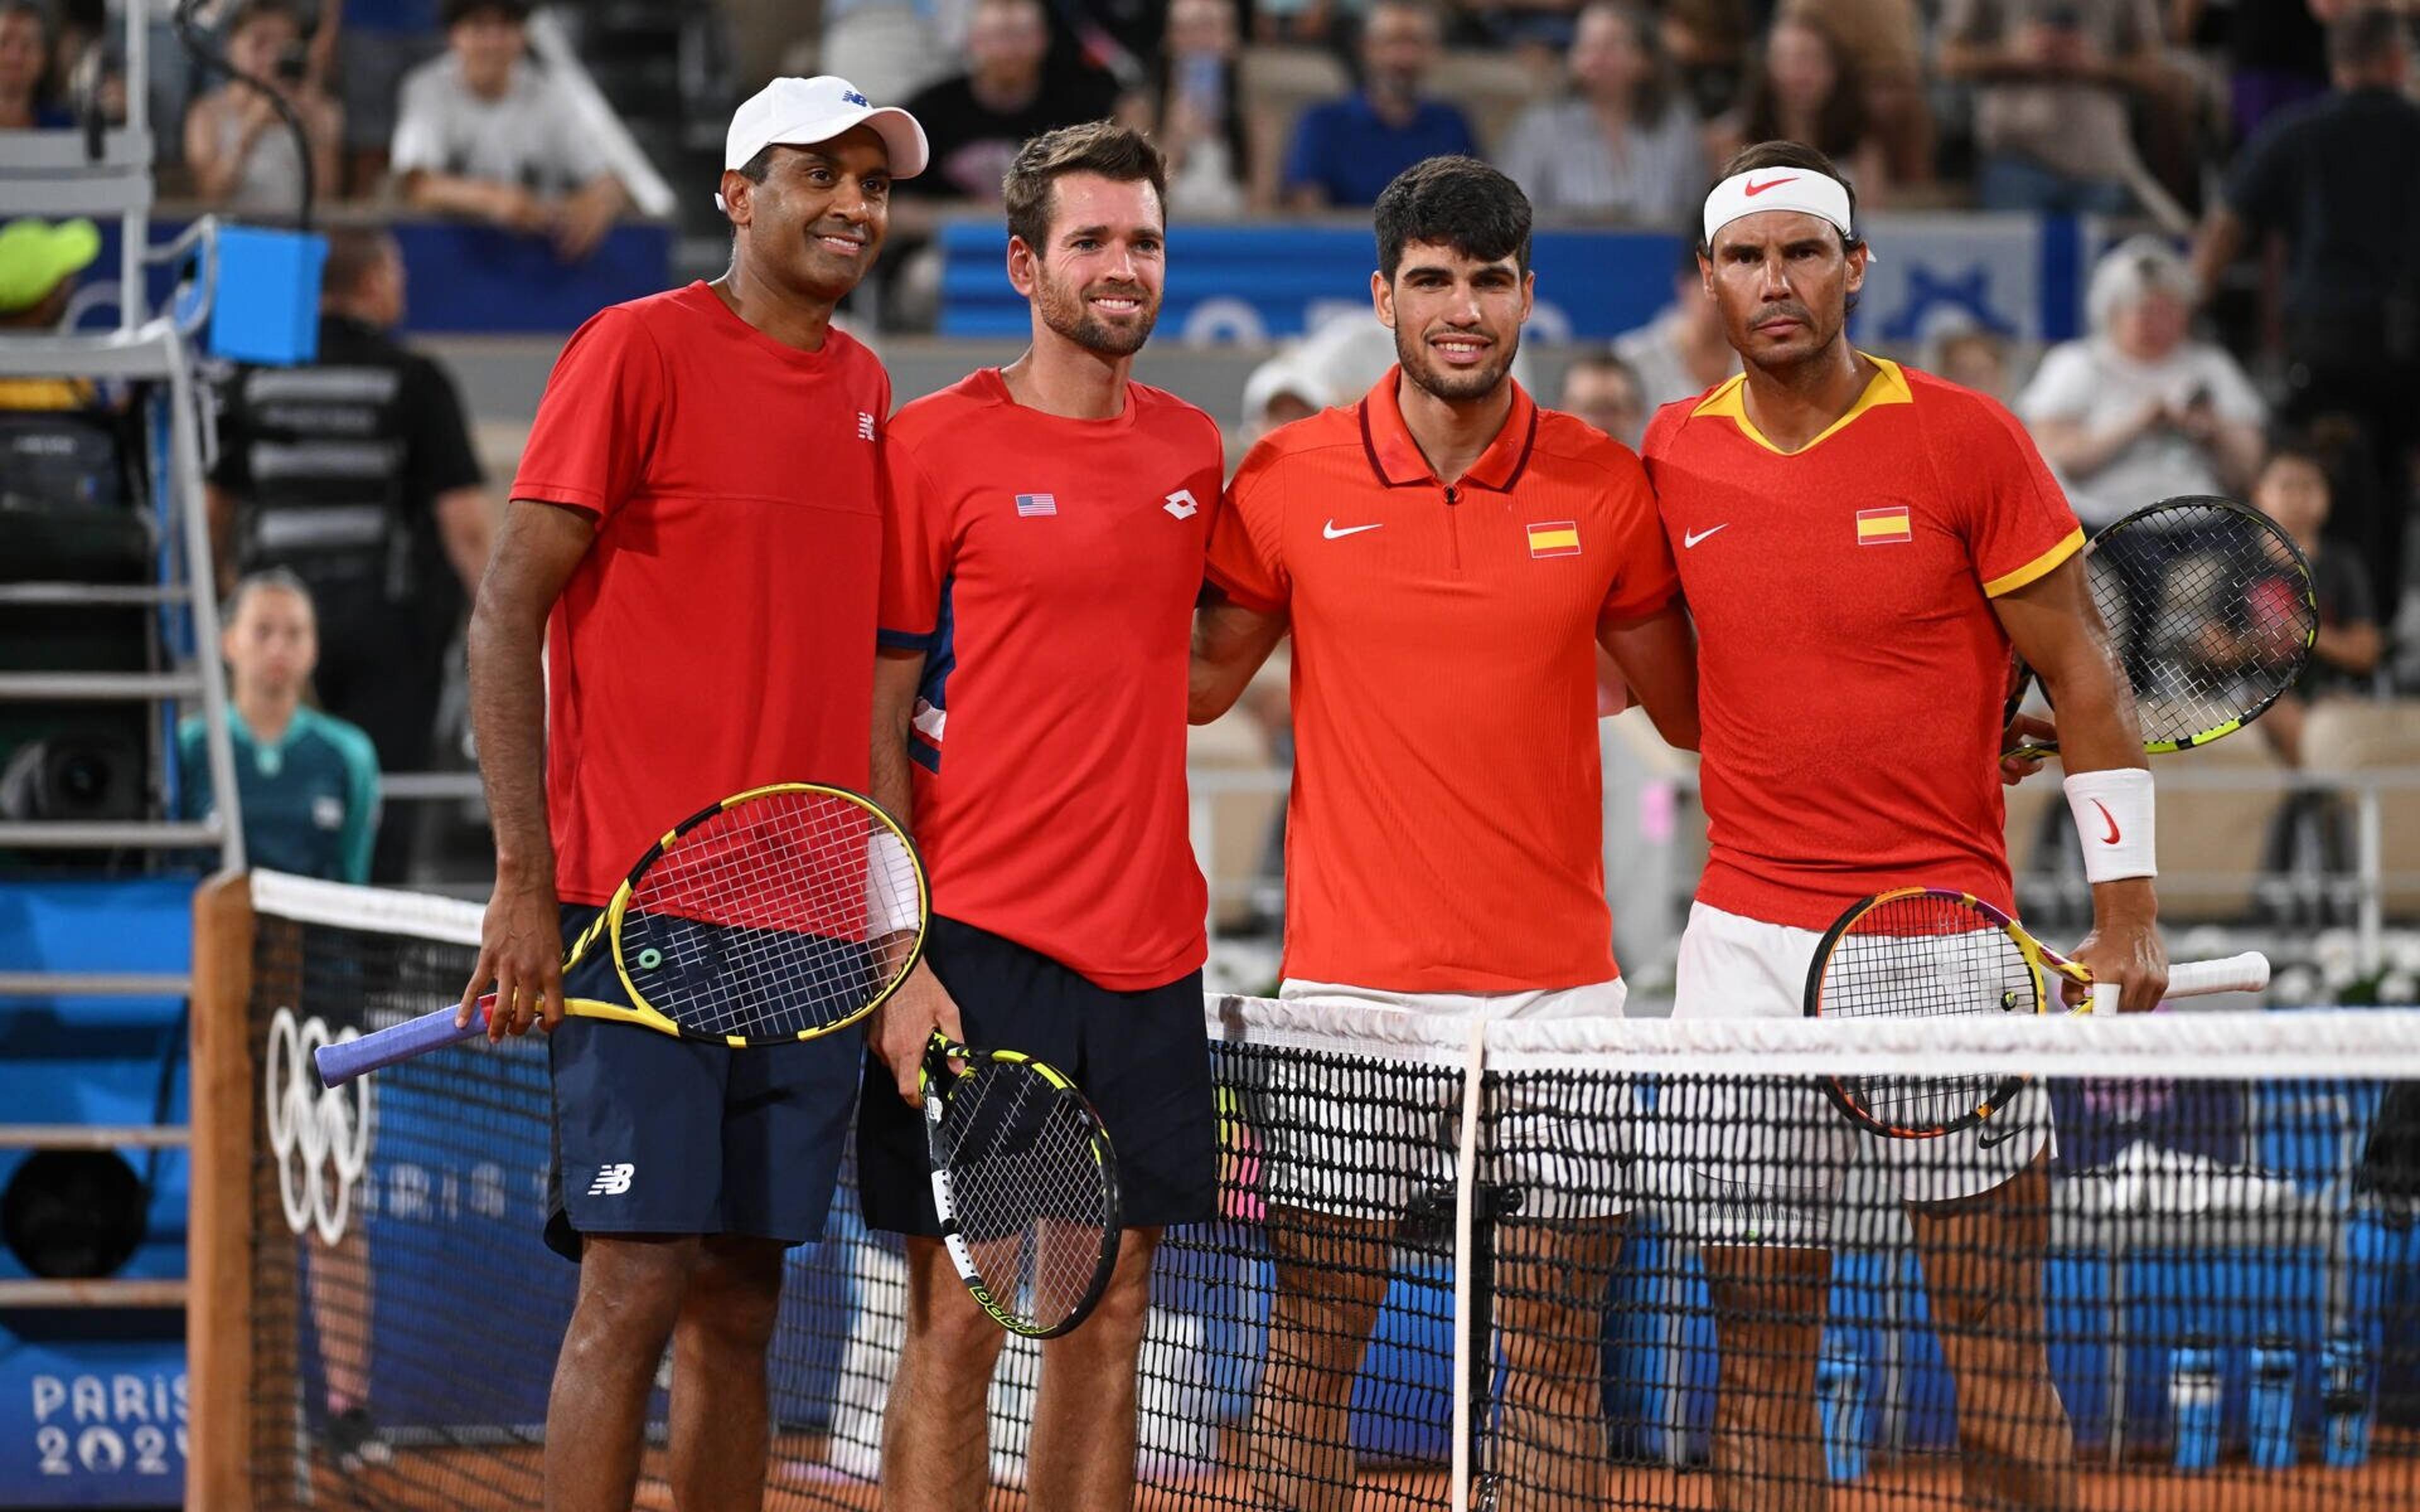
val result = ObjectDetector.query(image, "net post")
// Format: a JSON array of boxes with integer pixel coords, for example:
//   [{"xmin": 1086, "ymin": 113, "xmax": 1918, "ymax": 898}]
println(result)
[{"xmin": 187, "ymin": 869, "xmax": 257, "ymax": 1512}]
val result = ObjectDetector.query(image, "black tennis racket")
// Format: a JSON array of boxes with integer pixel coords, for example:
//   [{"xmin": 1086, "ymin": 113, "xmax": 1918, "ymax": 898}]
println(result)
[
  {"xmin": 921, "ymin": 1034, "xmax": 1120, "ymax": 1337},
  {"xmin": 2005, "ymin": 496, "xmax": 2317, "ymax": 760},
  {"xmin": 1804, "ymin": 887, "xmax": 2269, "ymax": 1138},
  {"xmin": 317, "ymin": 783, "xmax": 928, "ymax": 1085}
]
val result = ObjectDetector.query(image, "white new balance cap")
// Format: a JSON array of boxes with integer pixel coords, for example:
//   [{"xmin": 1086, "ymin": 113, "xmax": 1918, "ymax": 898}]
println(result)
[{"xmin": 718, "ymin": 75, "xmax": 929, "ymax": 210}]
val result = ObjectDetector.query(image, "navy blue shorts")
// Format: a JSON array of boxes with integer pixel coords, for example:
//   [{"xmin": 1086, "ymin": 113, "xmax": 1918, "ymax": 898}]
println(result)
[
  {"xmin": 543, "ymin": 903, "xmax": 863, "ymax": 1260},
  {"xmin": 857, "ymin": 916, "xmax": 1216, "ymax": 1236}
]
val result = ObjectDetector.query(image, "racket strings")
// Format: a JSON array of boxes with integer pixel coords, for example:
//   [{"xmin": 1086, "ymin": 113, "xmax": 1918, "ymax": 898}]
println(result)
[
  {"xmin": 1821, "ymin": 894, "xmax": 2040, "ymax": 1132},
  {"xmin": 2087, "ymin": 501, "xmax": 2315, "ymax": 745},
  {"xmin": 620, "ymin": 789, "xmax": 923, "ymax": 1040},
  {"xmin": 939, "ymin": 1062, "xmax": 1114, "ymax": 1332}
]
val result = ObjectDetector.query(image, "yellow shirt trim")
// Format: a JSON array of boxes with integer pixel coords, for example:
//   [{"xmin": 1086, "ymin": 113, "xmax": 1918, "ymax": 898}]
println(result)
[
  {"xmin": 1691, "ymin": 354, "xmax": 1915, "ymax": 455},
  {"xmin": 1981, "ymin": 526, "xmax": 2085, "ymax": 598}
]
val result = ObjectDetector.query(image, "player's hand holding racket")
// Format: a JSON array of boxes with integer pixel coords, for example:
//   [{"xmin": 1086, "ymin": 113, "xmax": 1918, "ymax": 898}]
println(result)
[
  {"xmin": 314, "ymin": 782, "xmax": 928, "ymax": 1087},
  {"xmin": 920, "ymin": 1032, "xmax": 1119, "ymax": 1337},
  {"xmin": 1804, "ymin": 887, "xmax": 2269, "ymax": 1137}
]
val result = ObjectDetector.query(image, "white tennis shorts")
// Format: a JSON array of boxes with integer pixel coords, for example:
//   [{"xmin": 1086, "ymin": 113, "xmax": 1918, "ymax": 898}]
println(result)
[
  {"xmin": 1669, "ymin": 902, "xmax": 2054, "ymax": 1246},
  {"xmin": 1258, "ymin": 976, "xmax": 1634, "ymax": 1222}
]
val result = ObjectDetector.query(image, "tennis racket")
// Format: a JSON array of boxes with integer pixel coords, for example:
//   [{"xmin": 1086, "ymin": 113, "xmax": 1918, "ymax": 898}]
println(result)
[
  {"xmin": 2005, "ymin": 495, "xmax": 2317, "ymax": 760},
  {"xmin": 314, "ymin": 783, "xmax": 928, "ymax": 1087},
  {"xmin": 1804, "ymin": 887, "xmax": 2270, "ymax": 1138},
  {"xmin": 921, "ymin": 1033, "xmax": 1120, "ymax": 1337}
]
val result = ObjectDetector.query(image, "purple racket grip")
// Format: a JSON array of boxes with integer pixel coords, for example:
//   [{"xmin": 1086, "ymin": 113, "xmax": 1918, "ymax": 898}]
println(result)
[{"xmin": 314, "ymin": 1000, "xmax": 491, "ymax": 1087}]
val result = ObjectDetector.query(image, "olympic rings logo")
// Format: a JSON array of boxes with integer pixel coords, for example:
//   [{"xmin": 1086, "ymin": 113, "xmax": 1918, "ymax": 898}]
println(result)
[{"xmin": 263, "ymin": 1007, "xmax": 374, "ymax": 1244}]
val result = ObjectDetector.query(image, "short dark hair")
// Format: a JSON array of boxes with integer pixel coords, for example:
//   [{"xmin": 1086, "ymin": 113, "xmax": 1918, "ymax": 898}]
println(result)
[
  {"xmin": 320, "ymin": 226, "xmax": 398, "ymax": 300},
  {"xmin": 1373, "ymin": 155, "xmax": 1532, "ymax": 281},
  {"xmin": 2328, "ymin": 7, "xmax": 2406, "ymax": 70},
  {"xmin": 1001, "ymin": 120, "xmax": 1168, "ymax": 258},
  {"xmin": 1700, "ymin": 140, "xmax": 1864, "ymax": 255},
  {"xmin": 735, "ymin": 145, "xmax": 775, "ymax": 186}
]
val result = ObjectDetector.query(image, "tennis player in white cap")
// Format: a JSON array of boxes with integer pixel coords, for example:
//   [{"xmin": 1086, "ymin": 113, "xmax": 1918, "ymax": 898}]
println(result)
[{"xmin": 462, "ymin": 75, "xmax": 925, "ymax": 1512}]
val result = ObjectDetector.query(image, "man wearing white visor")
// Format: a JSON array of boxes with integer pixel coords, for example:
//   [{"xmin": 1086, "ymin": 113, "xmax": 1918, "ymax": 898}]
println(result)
[
  {"xmin": 1640, "ymin": 141, "xmax": 2168, "ymax": 1509},
  {"xmin": 464, "ymin": 74, "xmax": 925, "ymax": 1512}
]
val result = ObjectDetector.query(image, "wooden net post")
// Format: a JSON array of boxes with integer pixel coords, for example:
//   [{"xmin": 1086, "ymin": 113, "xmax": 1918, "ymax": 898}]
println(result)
[{"xmin": 187, "ymin": 869, "xmax": 254, "ymax": 1509}]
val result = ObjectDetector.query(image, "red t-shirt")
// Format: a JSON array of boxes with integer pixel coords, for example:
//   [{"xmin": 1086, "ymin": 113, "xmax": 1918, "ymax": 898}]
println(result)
[
  {"xmin": 1642, "ymin": 356, "xmax": 2084, "ymax": 930},
  {"xmin": 878, "ymin": 370, "xmax": 1221, "ymax": 990},
  {"xmin": 1207, "ymin": 372, "xmax": 1680, "ymax": 994},
  {"xmin": 510, "ymin": 282, "xmax": 890, "ymax": 905}
]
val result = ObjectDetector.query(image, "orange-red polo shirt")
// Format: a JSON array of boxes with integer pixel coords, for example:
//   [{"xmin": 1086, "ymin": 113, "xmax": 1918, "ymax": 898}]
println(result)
[
  {"xmin": 1642, "ymin": 355, "xmax": 2083, "ymax": 930},
  {"xmin": 1207, "ymin": 369, "xmax": 1680, "ymax": 993}
]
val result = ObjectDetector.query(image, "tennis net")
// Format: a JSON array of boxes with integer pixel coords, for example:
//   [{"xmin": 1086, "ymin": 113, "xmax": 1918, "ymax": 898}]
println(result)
[{"xmin": 195, "ymin": 871, "xmax": 2420, "ymax": 1510}]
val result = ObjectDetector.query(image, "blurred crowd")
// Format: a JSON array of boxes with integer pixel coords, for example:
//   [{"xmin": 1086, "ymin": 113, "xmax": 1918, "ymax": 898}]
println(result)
[{"xmin": 5, "ymin": 0, "xmax": 2420, "ymax": 904}]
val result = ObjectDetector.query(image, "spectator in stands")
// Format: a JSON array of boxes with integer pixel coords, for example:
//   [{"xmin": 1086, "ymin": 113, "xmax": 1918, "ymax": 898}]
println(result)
[
  {"xmin": 2242, "ymin": 442, "xmax": 2380, "ymax": 765},
  {"xmin": 180, "ymin": 571, "xmax": 381, "ymax": 883},
  {"xmin": 1929, "ymin": 325, "xmax": 2016, "ymax": 406},
  {"xmin": 1662, "ymin": 0, "xmax": 1751, "ymax": 117},
  {"xmin": 2016, "ymin": 236, "xmax": 2264, "ymax": 530},
  {"xmin": 1242, "ymin": 349, "xmax": 1328, "ymax": 440},
  {"xmin": 1559, "ymin": 346, "xmax": 1649, "ymax": 449},
  {"xmin": 1712, "ymin": 13, "xmax": 1888, "ymax": 201},
  {"xmin": 1282, "ymin": 0, "xmax": 1477, "ymax": 210},
  {"xmin": 1613, "ymin": 245, "xmax": 1740, "ymax": 409},
  {"xmin": 1499, "ymin": 3, "xmax": 1703, "ymax": 221},
  {"xmin": 1939, "ymin": 0, "xmax": 2167, "ymax": 213},
  {"xmin": 183, "ymin": 1, "xmax": 342, "ymax": 219},
  {"xmin": 1144, "ymin": 0, "xmax": 1263, "ymax": 215},
  {"xmin": 0, "ymin": 216, "xmax": 101, "ymax": 410},
  {"xmin": 391, "ymin": 0, "xmax": 629, "ymax": 262},
  {"xmin": 2175, "ymin": 0, "xmax": 2326, "ymax": 144},
  {"xmin": 208, "ymin": 227, "xmax": 490, "ymax": 883},
  {"xmin": 1783, "ymin": 0, "xmax": 1930, "ymax": 185},
  {"xmin": 0, "ymin": 1, "xmax": 68, "ymax": 129},
  {"xmin": 819, "ymin": 0, "xmax": 955, "ymax": 109},
  {"xmin": 897, "ymin": 0, "xmax": 1118, "ymax": 207},
  {"xmin": 2194, "ymin": 7, "xmax": 2420, "ymax": 636}
]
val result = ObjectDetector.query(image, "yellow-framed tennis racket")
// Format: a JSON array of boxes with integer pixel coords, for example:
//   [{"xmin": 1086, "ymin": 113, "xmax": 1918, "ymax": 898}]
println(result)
[{"xmin": 316, "ymin": 782, "xmax": 927, "ymax": 1086}]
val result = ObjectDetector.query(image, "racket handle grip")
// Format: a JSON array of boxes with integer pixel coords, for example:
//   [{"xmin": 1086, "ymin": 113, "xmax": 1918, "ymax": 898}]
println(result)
[
  {"xmin": 2087, "ymin": 953, "xmax": 2272, "ymax": 1015},
  {"xmin": 313, "ymin": 997, "xmax": 493, "ymax": 1087}
]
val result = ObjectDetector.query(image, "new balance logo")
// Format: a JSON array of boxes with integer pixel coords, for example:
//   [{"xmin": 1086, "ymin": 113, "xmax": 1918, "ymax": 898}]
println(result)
[
  {"xmin": 587, "ymin": 1163, "xmax": 635, "ymax": 1196},
  {"xmin": 842, "ymin": 90, "xmax": 871, "ymax": 107},
  {"xmin": 858, "ymin": 413, "xmax": 876, "ymax": 442},
  {"xmin": 1164, "ymin": 489, "xmax": 1199, "ymax": 520}
]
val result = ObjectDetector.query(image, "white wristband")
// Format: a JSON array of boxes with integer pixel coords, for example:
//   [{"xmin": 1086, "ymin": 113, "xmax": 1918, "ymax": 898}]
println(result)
[
  {"xmin": 863, "ymin": 830, "xmax": 923, "ymax": 937},
  {"xmin": 2063, "ymin": 769, "xmax": 2157, "ymax": 884}
]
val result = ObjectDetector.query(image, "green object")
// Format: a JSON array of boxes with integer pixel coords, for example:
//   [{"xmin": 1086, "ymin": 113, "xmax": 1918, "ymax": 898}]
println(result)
[
  {"xmin": 0, "ymin": 217, "xmax": 101, "ymax": 314},
  {"xmin": 637, "ymin": 948, "xmax": 662, "ymax": 971}
]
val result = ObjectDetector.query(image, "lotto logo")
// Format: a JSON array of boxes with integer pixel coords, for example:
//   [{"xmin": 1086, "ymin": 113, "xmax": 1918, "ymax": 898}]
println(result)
[
  {"xmin": 588, "ymin": 1163, "xmax": 635, "ymax": 1196},
  {"xmin": 858, "ymin": 412, "xmax": 876, "ymax": 441}
]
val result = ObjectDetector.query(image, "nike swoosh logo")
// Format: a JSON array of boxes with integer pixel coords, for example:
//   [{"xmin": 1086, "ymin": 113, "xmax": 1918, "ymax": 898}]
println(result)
[
  {"xmin": 2091, "ymin": 799, "xmax": 2121, "ymax": 845},
  {"xmin": 1323, "ymin": 520, "xmax": 1383, "ymax": 539},
  {"xmin": 1975, "ymin": 1123, "xmax": 2024, "ymax": 1150},
  {"xmin": 1683, "ymin": 524, "xmax": 1729, "ymax": 548},
  {"xmin": 1743, "ymin": 175, "xmax": 1799, "ymax": 197}
]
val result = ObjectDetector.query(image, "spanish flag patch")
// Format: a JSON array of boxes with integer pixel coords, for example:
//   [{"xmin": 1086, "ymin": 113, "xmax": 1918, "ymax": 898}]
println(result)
[
  {"xmin": 1527, "ymin": 520, "xmax": 1581, "ymax": 558},
  {"xmin": 1855, "ymin": 507, "xmax": 1912, "ymax": 545}
]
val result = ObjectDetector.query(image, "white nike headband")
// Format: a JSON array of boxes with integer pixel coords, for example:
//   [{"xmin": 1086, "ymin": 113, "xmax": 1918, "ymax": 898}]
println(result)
[{"xmin": 1702, "ymin": 168, "xmax": 1858, "ymax": 249}]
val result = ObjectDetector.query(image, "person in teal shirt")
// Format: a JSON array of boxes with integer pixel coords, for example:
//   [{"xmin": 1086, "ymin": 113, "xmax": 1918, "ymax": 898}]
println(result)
[{"xmin": 178, "ymin": 569, "xmax": 383, "ymax": 883}]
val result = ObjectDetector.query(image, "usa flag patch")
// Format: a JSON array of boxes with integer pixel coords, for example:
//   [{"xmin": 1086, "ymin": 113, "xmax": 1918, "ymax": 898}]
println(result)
[{"xmin": 1015, "ymin": 493, "xmax": 1057, "ymax": 517}]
